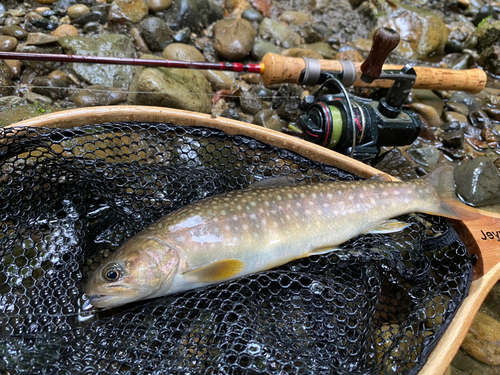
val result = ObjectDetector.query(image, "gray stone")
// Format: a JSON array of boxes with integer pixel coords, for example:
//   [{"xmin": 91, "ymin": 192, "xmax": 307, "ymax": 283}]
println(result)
[
  {"xmin": 140, "ymin": 17, "xmax": 174, "ymax": 52},
  {"xmin": 0, "ymin": 96, "xmax": 25, "ymax": 111},
  {"xmin": 0, "ymin": 25, "xmax": 28, "ymax": 40},
  {"xmin": 239, "ymin": 91, "xmax": 263, "ymax": 115},
  {"xmin": 108, "ymin": 0, "xmax": 149, "ymax": 24},
  {"xmin": 22, "ymin": 92, "xmax": 53, "ymax": 105},
  {"xmin": 454, "ymin": 157, "xmax": 500, "ymax": 207},
  {"xmin": 213, "ymin": 18, "xmax": 256, "ymax": 61},
  {"xmin": 299, "ymin": 42, "xmax": 337, "ymax": 59},
  {"xmin": 19, "ymin": 44, "xmax": 63, "ymax": 74},
  {"xmin": 163, "ymin": 0, "xmax": 224, "ymax": 34},
  {"xmin": 259, "ymin": 18, "xmax": 301, "ymax": 48},
  {"xmin": 26, "ymin": 32, "xmax": 59, "ymax": 45},
  {"xmin": 407, "ymin": 144, "xmax": 441, "ymax": 167},
  {"xmin": 31, "ymin": 77, "xmax": 68, "ymax": 100},
  {"xmin": 251, "ymin": 40, "xmax": 281, "ymax": 60},
  {"xmin": 448, "ymin": 91, "xmax": 481, "ymax": 113},
  {"xmin": 59, "ymin": 34, "xmax": 136, "ymax": 88},
  {"xmin": 241, "ymin": 8, "xmax": 263, "ymax": 23},
  {"xmin": 71, "ymin": 8, "xmax": 107, "ymax": 27},
  {"xmin": 128, "ymin": 55, "xmax": 212, "ymax": 113},
  {"xmin": 372, "ymin": 148, "xmax": 417, "ymax": 181},
  {"xmin": 253, "ymin": 109, "xmax": 281, "ymax": 131},
  {"xmin": 74, "ymin": 85, "xmax": 127, "ymax": 107}
]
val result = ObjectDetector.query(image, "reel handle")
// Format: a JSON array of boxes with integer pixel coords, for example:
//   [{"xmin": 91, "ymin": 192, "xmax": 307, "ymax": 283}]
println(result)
[{"xmin": 360, "ymin": 27, "xmax": 400, "ymax": 83}]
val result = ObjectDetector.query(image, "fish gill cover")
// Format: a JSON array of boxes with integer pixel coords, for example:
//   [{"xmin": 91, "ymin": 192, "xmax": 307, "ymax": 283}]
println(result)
[{"xmin": 0, "ymin": 122, "xmax": 472, "ymax": 374}]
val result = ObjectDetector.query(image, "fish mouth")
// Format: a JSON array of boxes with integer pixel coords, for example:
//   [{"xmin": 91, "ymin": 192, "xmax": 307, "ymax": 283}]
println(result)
[{"xmin": 84, "ymin": 286, "xmax": 139, "ymax": 310}]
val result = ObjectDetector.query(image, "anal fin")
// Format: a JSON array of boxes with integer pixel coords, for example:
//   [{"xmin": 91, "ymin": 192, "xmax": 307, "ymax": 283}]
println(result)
[{"xmin": 182, "ymin": 258, "xmax": 245, "ymax": 283}]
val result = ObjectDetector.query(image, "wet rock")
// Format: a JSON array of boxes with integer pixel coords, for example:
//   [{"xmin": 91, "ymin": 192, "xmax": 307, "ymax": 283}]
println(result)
[
  {"xmin": 51, "ymin": 24, "xmax": 79, "ymax": 37},
  {"xmin": 374, "ymin": 0, "xmax": 449, "ymax": 60},
  {"xmin": 448, "ymin": 91, "xmax": 481, "ymax": 113},
  {"xmin": 409, "ymin": 103, "xmax": 443, "ymax": 128},
  {"xmin": 213, "ymin": 18, "xmax": 256, "ymax": 61},
  {"xmin": 26, "ymin": 32, "xmax": 58, "ymax": 45},
  {"xmin": 407, "ymin": 143, "xmax": 441, "ymax": 167},
  {"xmin": 0, "ymin": 25, "xmax": 28, "ymax": 40},
  {"xmin": 280, "ymin": 48, "xmax": 322, "ymax": 59},
  {"xmin": 31, "ymin": 77, "xmax": 68, "ymax": 100},
  {"xmin": 59, "ymin": 34, "xmax": 136, "ymax": 88},
  {"xmin": 473, "ymin": 4, "xmax": 500, "ymax": 25},
  {"xmin": 19, "ymin": 44, "xmax": 62, "ymax": 73},
  {"xmin": 259, "ymin": 18, "xmax": 301, "ymax": 48},
  {"xmin": 444, "ymin": 111, "xmax": 468, "ymax": 128},
  {"xmin": 485, "ymin": 107, "xmax": 500, "ymax": 122},
  {"xmin": 130, "ymin": 27, "xmax": 150, "ymax": 53},
  {"xmin": 71, "ymin": 7, "xmax": 107, "ymax": 26},
  {"xmin": 250, "ymin": 85, "xmax": 273, "ymax": 100},
  {"xmin": 461, "ymin": 312, "xmax": 500, "ymax": 365},
  {"xmin": 140, "ymin": 17, "xmax": 174, "ymax": 51},
  {"xmin": 253, "ymin": 109, "xmax": 282, "ymax": 131},
  {"xmin": 241, "ymin": 7, "xmax": 263, "ymax": 23},
  {"xmin": 371, "ymin": 148, "xmax": 417, "ymax": 181},
  {"xmin": 300, "ymin": 42, "xmax": 337, "ymax": 59},
  {"xmin": 251, "ymin": 40, "xmax": 280, "ymax": 60},
  {"xmin": 109, "ymin": 0, "xmax": 149, "ymax": 24},
  {"xmin": 478, "ymin": 44, "xmax": 500, "ymax": 76},
  {"xmin": 128, "ymin": 55, "xmax": 212, "ymax": 113},
  {"xmin": 48, "ymin": 70, "xmax": 71, "ymax": 85},
  {"xmin": 162, "ymin": 43, "xmax": 234, "ymax": 91},
  {"xmin": 446, "ymin": 102, "xmax": 469, "ymax": 116},
  {"xmin": 240, "ymin": 91, "xmax": 263, "ymax": 115},
  {"xmin": 0, "ymin": 96, "xmax": 25, "ymax": 111},
  {"xmin": 53, "ymin": 0, "xmax": 99, "ymax": 11},
  {"xmin": 472, "ymin": 17, "xmax": 500, "ymax": 53},
  {"xmin": 4, "ymin": 60, "xmax": 22, "ymax": 78},
  {"xmin": 147, "ymin": 0, "xmax": 172, "ymax": 12},
  {"xmin": 335, "ymin": 47, "xmax": 363, "ymax": 62},
  {"xmin": 454, "ymin": 156, "xmax": 500, "ymax": 207},
  {"xmin": 408, "ymin": 90, "xmax": 444, "ymax": 117},
  {"xmin": 272, "ymin": 84, "xmax": 303, "ymax": 122},
  {"xmin": 224, "ymin": 0, "xmax": 251, "ymax": 18},
  {"xmin": 163, "ymin": 0, "xmax": 224, "ymax": 34},
  {"xmin": 451, "ymin": 349, "xmax": 478, "ymax": 373},
  {"xmin": 22, "ymin": 91, "xmax": 53, "ymax": 105},
  {"xmin": 483, "ymin": 282, "xmax": 500, "ymax": 322},
  {"xmin": 445, "ymin": 15, "xmax": 476, "ymax": 54},
  {"xmin": 441, "ymin": 121, "xmax": 465, "ymax": 148},
  {"xmin": 0, "ymin": 36, "xmax": 18, "ymax": 51},
  {"xmin": 67, "ymin": 4, "xmax": 90, "ymax": 19},
  {"xmin": 173, "ymin": 28, "xmax": 190, "ymax": 43},
  {"xmin": 278, "ymin": 11, "xmax": 313, "ymax": 26},
  {"xmin": 74, "ymin": 85, "xmax": 127, "ymax": 106}
]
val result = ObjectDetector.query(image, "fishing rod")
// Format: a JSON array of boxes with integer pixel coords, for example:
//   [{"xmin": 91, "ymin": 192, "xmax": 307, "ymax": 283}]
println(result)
[{"xmin": 0, "ymin": 28, "xmax": 487, "ymax": 93}]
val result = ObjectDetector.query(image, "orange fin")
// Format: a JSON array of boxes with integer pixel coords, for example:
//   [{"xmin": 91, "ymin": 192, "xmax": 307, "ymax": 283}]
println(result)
[
  {"xmin": 423, "ymin": 165, "xmax": 480, "ymax": 221},
  {"xmin": 183, "ymin": 258, "xmax": 245, "ymax": 283}
]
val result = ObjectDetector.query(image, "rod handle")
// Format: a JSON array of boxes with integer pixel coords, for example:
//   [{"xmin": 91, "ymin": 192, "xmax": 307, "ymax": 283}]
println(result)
[{"xmin": 360, "ymin": 27, "xmax": 400, "ymax": 83}]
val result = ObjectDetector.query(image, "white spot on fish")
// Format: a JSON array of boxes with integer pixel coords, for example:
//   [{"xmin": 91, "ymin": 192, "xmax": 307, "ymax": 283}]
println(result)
[
  {"xmin": 191, "ymin": 233, "xmax": 222, "ymax": 245},
  {"xmin": 171, "ymin": 215, "xmax": 204, "ymax": 231}
]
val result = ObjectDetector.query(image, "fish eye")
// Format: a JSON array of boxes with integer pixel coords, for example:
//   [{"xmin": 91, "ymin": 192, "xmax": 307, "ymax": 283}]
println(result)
[{"xmin": 103, "ymin": 265, "xmax": 121, "ymax": 282}]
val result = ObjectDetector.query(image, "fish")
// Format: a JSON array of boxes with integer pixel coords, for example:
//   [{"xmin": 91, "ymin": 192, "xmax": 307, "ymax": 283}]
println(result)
[{"xmin": 85, "ymin": 165, "xmax": 478, "ymax": 310}]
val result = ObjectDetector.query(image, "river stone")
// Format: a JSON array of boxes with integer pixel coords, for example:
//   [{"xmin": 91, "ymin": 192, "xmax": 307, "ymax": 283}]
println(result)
[
  {"xmin": 278, "ymin": 11, "xmax": 313, "ymax": 26},
  {"xmin": 0, "ymin": 25, "xmax": 28, "ymax": 40},
  {"xmin": 162, "ymin": 43, "xmax": 234, "ymax": 91},
  {"xmin": 140, "ymin": 17, "xmax": 174, "ymax": 51},
  {"xmin": 372, "ymin": 148, "xmax": 418, "ymax": 181},
  {"xmin": 71, "ymin": 7, "xmax": 108, "ymax": 26},
  {"xmin": 0, "ymin": 36, "xmax": 17, "ymax": 51},
  {"xmin": 478, "ymin": 44, "xmax": 500, "ymax": 76},
  {"xmin": 408, "ymin": 89, "xmax": 444, "ymax": 117},
  {"xmin": 239, "ymin": 91, "xmax": 263, "ymax": 115},
  {"xmin": 409, "ymin": 103, "xmax": 443, "ymax": 128},
  {"xmin": 19, "ymin": 44, "xmax": 62, "ymax": 74},
  {"xmin": 128, "ymin": 55, "xmax": 212, "ymax": 113},
  {"xmin": 461, "ymin": 312, "xmax": 500, "ymax": 365},
  {"xmin": 446, "ymin": 15, "xmax": 476, "ymax": 53},
  {"xmin": 454, "ymin": 156, "xmax": 500, "ymax": 207},
  {"xmin": 253, "ymin": 109, "xmax": 281, "ymax": 131},
  {"xmin": 251, "ymin": 40, "xmax": 280, "ymax": 60},
  {"xmin": 375, "ymin": 0, "xmax": 449, "ymax": 60},
  {"xmin": 31, "ymin": 77, "xmax": 68, "ymax": 100},
  {"xmin": 147, "ymin": 0, "xmax": 172, "ymax": 12},
  {"xmin": 259, "ymin": 18, "xmax": 301, "ymax": 48},
  {"xmin": 109, "ymin": 0, "xmax": 149, "ymax": 24},
  {"xmin": 51, "ymin": 24, "xmax": 79, "ymax": 37},
  {"xmin": 74, "ymin": 85, "xmax": 127, "ymax": 106},
  {"xmin": 241, "ymin": 7, "xmax": 263, "ymax": 23},
  {"xmin": 335, "ymin": 47, "xmax": 363, "ymax": 61},
  {"xmin": 300, "ymin": 42, "xmax": 336, "ymax": 59},
  {"xmin": 280, "ymin": 48, "xmax": 322, "ymax": 59},
  {"xmin": 67, "ymin": 4, "xmax": 90, "ymax": 19},
  {"xmin": 4, "ymin": 60, "xmax": 22, "ymax": 79},
  {"xmin": 59, "ymin": 34, "xmax": 136, "ymax": 88},
  {"xmin": 407, "ymin": 144, "xmax": 441, "ymax": 167},
  {"xmin": 213, "ymin": 18, "xmax": 256, "ymax": 61},
  {"xmin": 446, "ymin": 102, "xmax": 469, "ymax": 116},
  {"xmin": 0, "ymin": 61, "xmax": 14, "ymax": 96},
  {"xmin": 26, "ymin": 32, "xmax": 59, "ymax": 45},
  {"xmin": 472, "ymin": 17, "xmax": 500, "ymax": 53},
  {"xmin": 163, "ymin": 0, "xmax": 224, "ymax": 34},
  {"xmin": 23, "ymin": 91, "xmax": 53, "ymax": 105}
]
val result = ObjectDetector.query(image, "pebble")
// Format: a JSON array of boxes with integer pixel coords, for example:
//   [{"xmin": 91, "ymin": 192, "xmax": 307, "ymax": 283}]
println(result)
[
  {"xmin": 4, "ymin": 60, "xmax": 22, "ymax": 78},
  {"xmin": 0, "ymin": 36, "xmax": 18, "ymax": 52},
  {"xmin": 446, "ymin": 102, "xmax": 469, "ymax": 116},
  {"xmin": 4, "ymin": 18, "xmax": 22, "ymax": 27},
  {"xmin": 147, "ymin": 0, "xmax": 172, "ymax": 13},
  {"xmin": 278, "ymin": 11, "xmax": 313, "ymax": 25},
  {"xmin": 74, "ymin": 85, "xmax": 127, "ymax": 107},
  {"xmin": 409, "ymin": 103, "xmax": 443, "ymax": 128},
  {"xmin": 26, "ymin": 33, "xmax": 59, "ymax": 46},
  {"xmin": 407, "ymin": 144, "xmax": 441, "ymax": 167},
  {"xmin": 213, "ymin": 18, "xmax": 257, "ymax": 61},
  {"xmin": 454, "ymin": 156, "xmax": 500, "ymax": 206},
  {"xmin": 130, "ymin": 27, "xmax": 150, "ymax": 54},
  {"xmin": 253, "ymin": 109, "xmax": 281, "ymax": 130},
  {"xmin": 372, "ymin": 148, "xmax": 418, "ymax": 181},
  {"xmin": 335, "ymin": 48, "xmax": 363, "ymax": 61},
  {"xmin": 280, "ymin": 48, "xmax": 322, "ymax": 59},
  {"xmin": 300, "ymin": 42, "xmax": 337, "ymax": 59},
  {"xmin": 0, "ymin": 25, "xmax": 28, "ymax": 40},
  {"xmin": 251, "ymin": 40, "xmax": 281, "ymax": 60},
  {"xmin": 461, "ymin": 312, "xmax": 500, "ymax": 365},
  {"xmin": 22, "ymin": 92, "xmax": 53, "ymax": 105},
  {"xmin": 0, "ymin": 96, "xmax": 25, "ymax": 111},
  {"xmin": 108, "ymin": 0, "xmax": 150, "ymax": 24},
  {"xmin": 51, "ymin": 24, "xmax": 79, "ymax": 38},
  {"xmin": 67, "ymin": 4, "xmax": 90, "ymax": 20},
  {"xmin": 34, "ymin": 0, "xmax": 57, "ymax": 4},
  {"xmin": 0, "ymin": 59, "xmax": 14, "ymax": 97},
  {"xmin": 239, "ymin": 91, "xmax": 263, "ymax": 115},
  {"xmin": 71, "ymin": 9, "xmax": 107, "ymax": 27},
  {"xmin": 259, "ymin": 18, "xmax": 301, "ymax": 48},
  {"xmin": 140, "ymin": 17, "xmax": 174, "ymax": 52},
  {"xmin": 241, "ymin": 7, "xmax": 263, "ymax": 23},
  {"xmin": 31, "ymin": 77, "xmax": 68, "ymax": 100},
  {"xmin": 48, "ymin": 70, "xmax": 71, "ymax": 85}
]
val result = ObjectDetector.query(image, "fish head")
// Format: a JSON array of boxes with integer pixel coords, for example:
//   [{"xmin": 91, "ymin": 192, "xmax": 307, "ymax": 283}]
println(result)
[{"xmin": 85, "ymin": 235, "xmax": 179, "ymax": 310}]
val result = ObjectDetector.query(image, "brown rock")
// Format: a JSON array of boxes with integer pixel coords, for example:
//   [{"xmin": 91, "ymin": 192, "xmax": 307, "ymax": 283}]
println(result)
[
  {"xmin": 409, "ymin": 103, "xmax": 443, "ymax": 128},
  {"xmin": 335, "ymin": 48, "xmax": 363, "ymax": 62},
  {"xmin": 224, "ymin": 0, "xmax": 252, "ymax": 18},
  {"xmin": 461, "ymin": 312, "xmax": 500, "ymax": 365},
  {"xmin": 26, "ymin": 33, "xmax": 59, "ymax": 46},
  {"xmin": 0, "ymin": 36, "xmax": 18, "ymax": 52},
  {"xmin": 51, "ymin": 25, "xmax": 79, "ymax": 38},
  {"xmin": 278, "ymin": 11, "xmax": 313, "ymax": 26},
  {"xmin": 68, "ymin": 4, "xmax": 90, "ymax": 20},
  {"xmin": 147, "ymin": 0, "xmax": 172, "ymax": 12},
  {"xmin": 4, "ymin": 60, "xmax": 22, "ymax": 78},
  {"xmin": 109, "ymin": 0, "xmax": 149, "ymax": 24},
  {"xmin": 213, "ymin": 18, "xmax": 256, "ymax": 61},
  {"xmin": 0, "ymin": 25, "xmax": 28, "ymax": 40},
  {"xmin": 48, "ymin": 70, "xmax": 71, "ymax": 85},
  {"xmin": 280, "ymin": 48, "xmax": 322, "ymax": 59}
]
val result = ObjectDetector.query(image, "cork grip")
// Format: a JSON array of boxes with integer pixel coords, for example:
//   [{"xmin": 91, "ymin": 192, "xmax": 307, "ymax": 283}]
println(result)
[{"xmin": 260, "ymin": 53, "xmax": 487, "ymax": 93}]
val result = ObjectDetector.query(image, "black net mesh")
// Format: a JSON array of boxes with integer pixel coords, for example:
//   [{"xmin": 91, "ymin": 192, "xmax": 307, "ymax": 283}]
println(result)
[{"xmin": 0, "ymin": 122, "xmax": 473, "ymax": 374}]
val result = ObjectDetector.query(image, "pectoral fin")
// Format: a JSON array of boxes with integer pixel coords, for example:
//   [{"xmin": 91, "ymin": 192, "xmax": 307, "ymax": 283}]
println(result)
[
  {"xmin": 182, "ymin": 258, "xmax": 245, "ymax": 283},
  {"xmin": 307, "ymin": 247, "xmax": 343, "ymax": 256},
  {"xmin": 362, "ymin": 219, "xmax": 410, "ymax": 234}
]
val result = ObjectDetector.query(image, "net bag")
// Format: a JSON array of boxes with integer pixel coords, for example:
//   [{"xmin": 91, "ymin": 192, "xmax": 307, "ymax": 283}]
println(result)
[{"xmin": 0, "ymin": 121, "xmax": 473, "ymax": 374}]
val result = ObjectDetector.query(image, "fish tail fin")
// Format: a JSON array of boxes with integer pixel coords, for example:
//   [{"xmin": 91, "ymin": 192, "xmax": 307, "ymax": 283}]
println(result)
[{"xmin": 423, "ymin": 165, "xmax": 480, "ymax": 221}]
